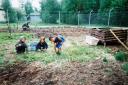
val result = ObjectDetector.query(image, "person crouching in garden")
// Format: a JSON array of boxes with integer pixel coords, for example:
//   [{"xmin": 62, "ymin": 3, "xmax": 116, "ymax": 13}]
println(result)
[
  {"xmin": 36, "ymin": 36, "xmax": 48, "ymax": 51},
  {"xmin": 15, "ymin": 36, "xmax": 28, "ymax": 54},
  {"xmin": 49, "ymin": 34, "xmax": 65, "ymax": 55}
]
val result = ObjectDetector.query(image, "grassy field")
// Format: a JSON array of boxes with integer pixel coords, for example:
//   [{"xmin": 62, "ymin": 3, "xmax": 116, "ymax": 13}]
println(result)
[
  {"xmin": 0, "ymin": 23, "xmax": 118, "ymax": 29},
  {"xmin": 0, "ymin": 32, "xmax": 111, "ymax": 66}
]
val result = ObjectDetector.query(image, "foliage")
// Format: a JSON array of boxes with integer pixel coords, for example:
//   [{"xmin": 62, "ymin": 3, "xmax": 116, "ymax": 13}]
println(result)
[
  {"xmin": 114, "ymin": 51, "xmax": 127, "ymax": 62},
  {"xmin": 25, "ymin": 1, "xmax": 34, "ymax": 16},
  {"xmin": 0, "ymin": 33, "xmax": 33, "ymax": 44},
  {"xmin": 122, "ymin": 63, "xmax": 128, "ymax": 74},
  {"xmin": 97, "ymin": 0, "xmax": 128, "ymax": 26},
  {"xmin": 8, "ymin": 9, "xmax": 17, "ymax": 23},
  {"xmin": 1, "ymin": 0, "xmax": 17, "ymax": 23},
  {"xmin": 103, "ymin": 57, "xmax": 108, "ymax": 63},
  {"xmin": 1, "ymin": 0, "xmax": 11, "ymax": 11},
  {"xmin": 0, "ymin": 33, "xmax": 33, "ymax": 66},
  {"xmin": 39, "ymin": 0, "xmax": 128, "ymax": 26},
  {"xmin": 40, "ymin": 0, "xmax": 59, "ymax": 23},
  {"xmin": 0, "ymin": 54, "xmax": 4, "ymax": 65},
  {"xmin": 0, "ymin": 33, "xmax": 117, "ymax": 65},
  {"xmin": 15, "ymin": 45, "xmax": 109, "ymax": 64},
  {"xmin": 16, "ymin": 10, "xmax": 24, "ymax": 21}
]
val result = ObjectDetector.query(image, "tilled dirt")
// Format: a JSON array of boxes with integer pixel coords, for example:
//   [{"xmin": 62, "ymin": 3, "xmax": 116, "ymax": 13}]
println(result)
[
  {"xmin": 0, "ymin": 59, "xmax": 128, "ymax": 85},
  {"xmin": 0, "ymin": 27, "xmax": 89, "ymax": 37},
  {"xmin": 0, "ymin": 29, "xmax": 128, "ymax": 85}
]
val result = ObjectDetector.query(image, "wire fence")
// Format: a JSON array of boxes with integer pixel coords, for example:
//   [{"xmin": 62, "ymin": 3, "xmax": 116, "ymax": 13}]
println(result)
[{"xmin": 0, "ymin": 10, "xmax": 128, "ymax": 29}]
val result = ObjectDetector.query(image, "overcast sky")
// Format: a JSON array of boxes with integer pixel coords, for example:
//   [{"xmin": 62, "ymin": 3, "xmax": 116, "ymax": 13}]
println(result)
[{"xmin": 11, "ymin": 0, "xmax": 41, "ymax": 9}]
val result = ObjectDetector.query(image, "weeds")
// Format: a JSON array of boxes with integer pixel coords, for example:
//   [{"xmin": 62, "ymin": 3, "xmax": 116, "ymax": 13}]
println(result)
[
  {"xmin": 122, "ymin": 63, "xmax": 128, "ymax": 75},
  {"xmin": 0, "ymin": 33, "xmax": 111, "ymax": 65},
  {"xmin": 114, "ymin": 51, "xmax": 127, "ymax": 62},
  {"xmin": 0, "ymin": 56, "xmax": 4, "ymax": 65},
  {"xmin": 15, "ymin": 45, "xmax": 110, "ymax": 64}
]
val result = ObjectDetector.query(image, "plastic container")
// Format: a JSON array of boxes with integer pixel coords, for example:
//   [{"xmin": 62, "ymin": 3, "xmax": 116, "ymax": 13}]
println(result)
[{"xmin": 85, "ymin": 35, "xmax": 99, "ymax": 45}]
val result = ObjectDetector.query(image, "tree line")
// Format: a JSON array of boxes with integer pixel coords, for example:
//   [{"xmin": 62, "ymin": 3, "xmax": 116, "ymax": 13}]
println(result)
[
  {"xmin": 2, "ymin": 0, "xmax": 128, "ymax": 26},
  {"xmin": 1, "ymin": 0, "xmax": 33, "ymax": 23},
  {"xmin": 40, "ymin": 0, "xmax": 128, "ymax": 26}
]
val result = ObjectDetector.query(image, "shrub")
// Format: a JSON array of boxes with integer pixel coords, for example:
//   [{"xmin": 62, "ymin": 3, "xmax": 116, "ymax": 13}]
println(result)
[
  {"xmin": 0, "ymin": 56, "xmax": 4, "ymax": 65},
  {"xmin": 122, "ymin": 63, "xmax": 128, "ymax": 74},
  {"xmin": 114, "ymin": 51, "xmax": 127, "ymax": 62},
  {"xmin": 103, "ymin": 57, "xmax": 108, "ymax": 63}
]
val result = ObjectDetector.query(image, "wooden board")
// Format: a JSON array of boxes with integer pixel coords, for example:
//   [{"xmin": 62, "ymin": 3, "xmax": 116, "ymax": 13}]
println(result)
[{"xmin": 91, "ymin": 28, "xmax": 128, "ymax": 43}]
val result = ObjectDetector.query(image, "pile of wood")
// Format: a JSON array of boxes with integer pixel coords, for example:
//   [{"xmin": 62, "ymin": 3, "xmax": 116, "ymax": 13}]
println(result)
[{"xmin": 91, "ymin": 28, "xmax": 128, "ymax": 44}]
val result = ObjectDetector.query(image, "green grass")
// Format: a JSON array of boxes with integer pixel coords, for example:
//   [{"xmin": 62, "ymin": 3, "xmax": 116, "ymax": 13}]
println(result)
[
  {"xmin": 0, "ymin": 32, "xmax": 111, "ymax": 65},
  {"xmin": 1, "ymin": 22, "xmax": 128, "ymax": 30},
  {"xmin": 114, "ymin": 51, "xmax": 127, "ymax": 62},
  {"xmin": 0, "ymin": 23, "xmax": 84, "ymax": 29},
  {"xmin": 0, "ymin": 23, "xmax": 110, "ymax": 29},
  {"xmin": 122, "ymin": 63, "xmax": 128, "ymax": 74},
  {"xmin": 0, "ymin": 32, "xmax": 33, "ymax": 44},
  {"xmin": 0, "ymin": 56, "xmax": 4, "ymax": 65},
  {"xmin": 0, "ymin": 33, "xmax": 33, "ymax": 66},
  {"xmin": 15, "ymin": 45, "xmax": 110, "ymax": 64}
]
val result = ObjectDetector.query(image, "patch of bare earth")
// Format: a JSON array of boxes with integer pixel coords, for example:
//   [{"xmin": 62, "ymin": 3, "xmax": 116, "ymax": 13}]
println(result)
[{"xmin": 0, "ymin": 59, "xmax": 128, "ymax": 85}]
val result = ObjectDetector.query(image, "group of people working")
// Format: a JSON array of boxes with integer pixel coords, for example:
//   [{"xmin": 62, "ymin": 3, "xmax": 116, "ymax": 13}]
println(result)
[{"xmin": 15, "ymin": 33, "xmax": 65, "ymax": 55}]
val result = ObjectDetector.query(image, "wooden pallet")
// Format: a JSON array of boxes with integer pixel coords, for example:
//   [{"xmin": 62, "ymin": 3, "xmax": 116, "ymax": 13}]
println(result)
[{"xmin": 91, "ymin": 28, "xmax": 128, "ymax": 44}]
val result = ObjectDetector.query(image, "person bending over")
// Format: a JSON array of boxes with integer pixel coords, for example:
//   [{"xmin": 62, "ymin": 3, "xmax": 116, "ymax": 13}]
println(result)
[
  {"xmin": 36, "ymin": 36, "xmax": 48, "ymax": 51},
  {"xmin": 49, "ymin": 34, "xmax": 65, "ymax": 55},
  {"xmin": 15, "ymin": 36, "xmax": 28, "ymax": 54}
]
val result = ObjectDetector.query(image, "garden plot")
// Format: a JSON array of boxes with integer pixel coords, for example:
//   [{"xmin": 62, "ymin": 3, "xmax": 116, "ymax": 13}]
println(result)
[
  {"xmin": 0, "ymin": 32, "xmax": 112, "ymax": 64},
  {"xmin": 0, "ymin": 32, "xmax": 127, "ymax": 85},
  {"xmin": 0, "ymin": 58, "xmax": 128, "ymax": 85}
]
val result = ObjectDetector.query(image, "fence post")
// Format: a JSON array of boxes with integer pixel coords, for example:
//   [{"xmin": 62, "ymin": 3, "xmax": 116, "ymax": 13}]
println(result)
[
  {"xmin": 78, "ymin": 11, "xmax": 80, "ymax": 26},
  {"xmin": 89, "ymin": 10, "xmax": 93, "ymax": 26},
  {"xmin": 108, "ymin": 8, "xmax": 114, "ymax": 26},
  {"xmin": 7, "ymin": 9, "xmax": 11, "ymax": 37},
  {"xmin": 7, "ymin": 10, "xmax": 9, "ymax": 28},
  {"xmin": 16, "ymin": 12, "xmax": 19, "ymax": 29},
  {"xmin": 59, "ymin": 11, "xmax": 61, "ymax": 25}
]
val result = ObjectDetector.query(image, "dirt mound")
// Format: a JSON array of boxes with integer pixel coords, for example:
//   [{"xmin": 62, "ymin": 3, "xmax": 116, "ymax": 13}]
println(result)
[{"xmin": 0, "ymin": 60, "xmax": 128, "ymax": 85}]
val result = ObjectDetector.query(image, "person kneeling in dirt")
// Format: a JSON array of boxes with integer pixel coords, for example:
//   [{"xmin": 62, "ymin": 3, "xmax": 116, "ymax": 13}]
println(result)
[
  {"xmin": 36, "ymin": 36, "xmax": 48, "ymax": 51},
  {"xmin": 15, "ymin": 36, "xmax": 28, "ymax": 54},
  {"xmin": 22, "ymin": 22, "xmax": 30, "ymax": 31},
  {"xmin": 49, "ymin": 34, "xmax": 65, "ymax": 55}
]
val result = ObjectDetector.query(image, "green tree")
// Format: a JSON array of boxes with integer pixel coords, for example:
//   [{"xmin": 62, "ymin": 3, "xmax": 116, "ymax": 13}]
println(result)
[
  {"xmin": 40, "ymin": 0, "xmax": 59, "ymax": 23},
  {"xmin": 25, "ymin": 1, "xmax": 34, "ymax": 16},
  {"xmin": 61, "ymin": 0, "xmax": 79, "ymax": 24},
  {"xmin": 98, "ymin": 0, "xmax": 128, "ymax": 26},
  {"xmin": 2, "ymin": 0, "xmax": 17, "ymax": 23},
  {"xmin": 60, "ymin": 0, "xmax": 100, "ymax": 24},
  {"xmin": 39, "ymin": 0, "xmax": 128, "ymax": 26},
  {"xmin": 16, "ymin": 10, "xmax": 24, "ymax": 21},
  {"xmin": 111, "ymin": 0, "xmax": 128, "ymax": 26}
]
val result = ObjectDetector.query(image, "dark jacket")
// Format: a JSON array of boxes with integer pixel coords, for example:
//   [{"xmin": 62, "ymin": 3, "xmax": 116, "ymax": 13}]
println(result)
[
  {"xmin": 36, "ymin": 41, "xmax": 48, "ymax": 51},
  {"xmin": 15, "ymin": 41, "xmax": 27, "ymax": 54}
]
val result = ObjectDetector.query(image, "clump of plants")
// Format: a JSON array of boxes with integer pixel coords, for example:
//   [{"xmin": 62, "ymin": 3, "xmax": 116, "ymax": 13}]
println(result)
[
  {"xmin": 114, "ymin": 51, "xmax": 127, "ymax": 62},
  {"xmin": 0, "ymin": 53, "xmax": 4, "ymax": 65},
  {"xmin": 103, "ymin": 57, "xmax": 108, "ymax": 63},
  {"xmin": 122, "ymin": 63, "xmax": 128, "ymax": 75}
]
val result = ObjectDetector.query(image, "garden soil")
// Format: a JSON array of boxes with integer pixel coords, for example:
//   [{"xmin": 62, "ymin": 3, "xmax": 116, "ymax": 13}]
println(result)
[
  {"xmin": 0, "ymin": 30, "xmax": 128, "ymax": 85},
  {"xmin": 0, "ymin": 59, "xmax": 128, "ymax": 85}
]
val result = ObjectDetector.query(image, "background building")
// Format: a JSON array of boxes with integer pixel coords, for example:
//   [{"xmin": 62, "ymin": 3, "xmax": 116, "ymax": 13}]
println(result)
[{"xmin": 0, "ymin": 0, "xmax": 6, "ymax": 22}]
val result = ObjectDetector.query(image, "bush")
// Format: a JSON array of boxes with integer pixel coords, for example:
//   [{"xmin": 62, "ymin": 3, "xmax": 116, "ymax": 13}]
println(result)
[
  {"xmin": 122, "ymin": 63, "xmax": 128, "ymax": 74},
  {"xmin": 114, "ymin": 51, "xmax": 127, "ymax": 62},
  {"xmin": 0, "ymin": 57, "xmax": 4, "ymax": 65}
]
